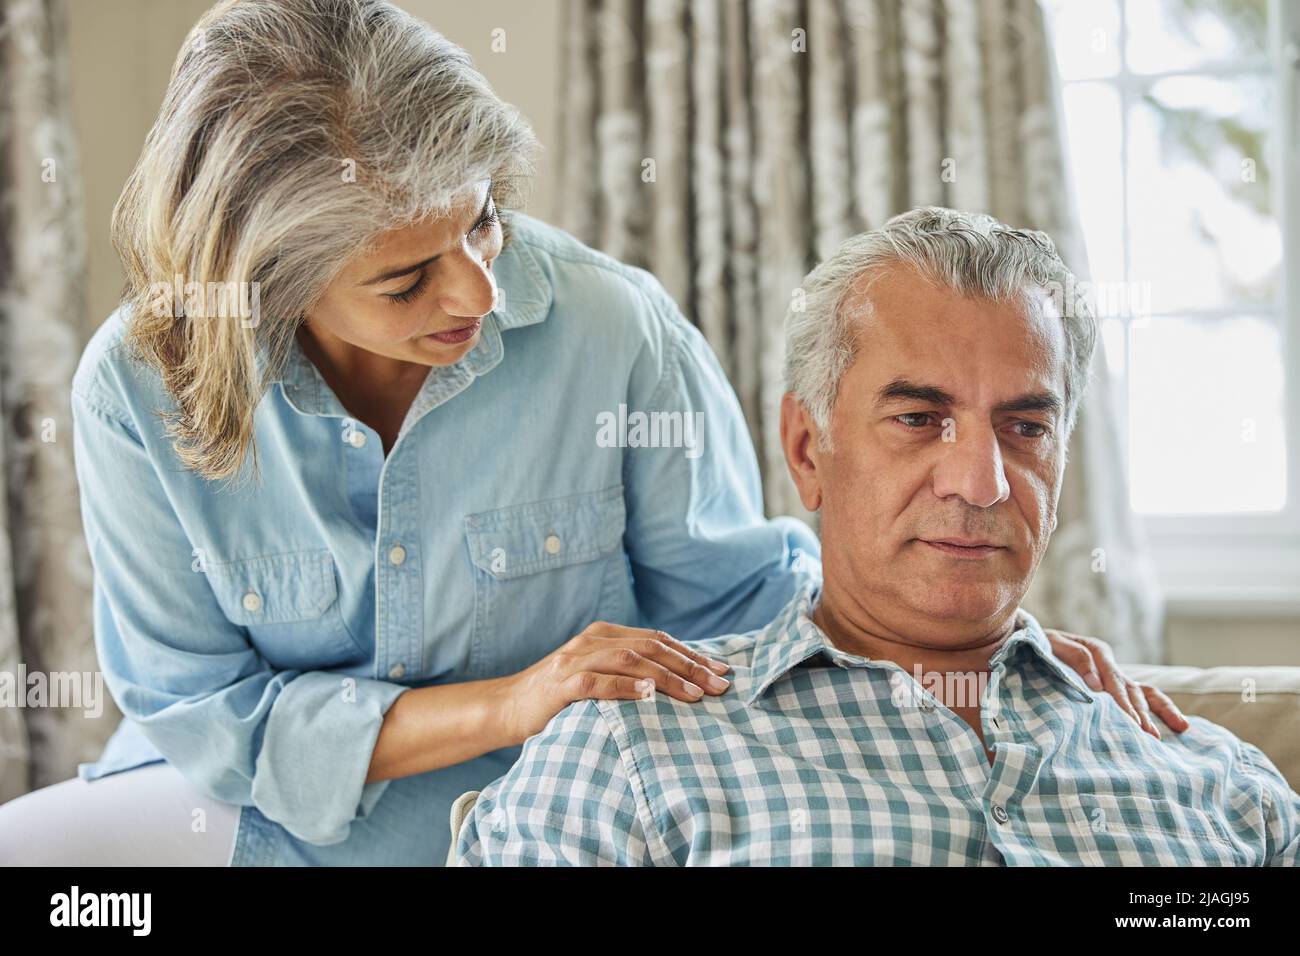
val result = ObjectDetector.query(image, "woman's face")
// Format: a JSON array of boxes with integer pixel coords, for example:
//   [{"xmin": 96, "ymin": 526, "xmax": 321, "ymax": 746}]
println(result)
[{"xmin": 304, "ymin": 180, "xmax": 501, "ymax": 367}]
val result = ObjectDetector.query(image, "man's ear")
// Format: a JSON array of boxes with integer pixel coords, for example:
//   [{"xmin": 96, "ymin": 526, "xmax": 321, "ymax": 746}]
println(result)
[{"xmin": 780, "ymin": 392, "xmax": 824, "ymax": 513}]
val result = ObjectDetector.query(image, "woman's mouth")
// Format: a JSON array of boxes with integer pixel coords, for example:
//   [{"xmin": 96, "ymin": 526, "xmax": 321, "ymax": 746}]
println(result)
[{"xmin": 424, "ymin": 319, "xmax": 481, "ymax": 345}]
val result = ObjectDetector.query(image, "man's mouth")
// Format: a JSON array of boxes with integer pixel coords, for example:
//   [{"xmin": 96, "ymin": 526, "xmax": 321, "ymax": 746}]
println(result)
[
  {"xmin": 424, "ymin": 319, "xmax": 481, "ymax": 345},
  {"xmin": 918, "ymin": 537, "xmax": 1006, "ymax": 559}
]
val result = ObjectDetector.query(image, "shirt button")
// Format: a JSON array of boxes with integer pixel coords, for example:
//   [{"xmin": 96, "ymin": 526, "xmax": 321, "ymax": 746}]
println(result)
[
  {"xmin": 388, "ymin": 663, "xmax": 406, "ymax": 679},
  {"xmin": 388, "ymin": 544, "xmax": 407, "ymax": 566},
  {"xmin": 348, "ymin": 429, "xmax": 367, "ymax": 448},
  {"xmin": 991, "ymin": 804, "xmax": 1009, "ymax": 825},
  {"xmin": 544, "ymin": 533, "xmax": 562, "ymax": 555},
  {"xmin": 241, "ymin": 591, "xmax": 262, "ymax": 613}
]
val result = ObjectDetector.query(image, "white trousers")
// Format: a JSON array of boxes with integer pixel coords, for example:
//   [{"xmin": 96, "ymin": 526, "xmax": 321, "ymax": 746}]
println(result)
[{"xmin": 0, "ymin": 762, "xmax": 240, "ymax": 866}]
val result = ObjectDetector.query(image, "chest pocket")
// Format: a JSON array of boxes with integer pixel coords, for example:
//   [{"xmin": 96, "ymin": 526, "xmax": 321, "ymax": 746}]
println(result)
[
  {"xmin": 205, "ymin": 549, "xmax": 366, "ymax": 670},
  {"xmin": 464, "ymin": 485, "xmax": 633, "ymax": 679}
]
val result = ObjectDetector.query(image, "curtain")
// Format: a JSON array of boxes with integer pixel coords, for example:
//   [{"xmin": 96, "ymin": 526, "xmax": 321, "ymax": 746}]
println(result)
[
  {"xmin": 554, "ymin": 0, "xmax": 1164, "ymax": 661},
  {"xmin": 0, "ymin": 0, "xmax": 107, "ymax": 801}
]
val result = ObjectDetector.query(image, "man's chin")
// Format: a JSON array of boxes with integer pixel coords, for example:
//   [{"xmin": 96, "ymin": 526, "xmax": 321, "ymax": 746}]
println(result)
[{"xmin": 900, "ymin": 581, "xmax": 1020, "ymax": 627}]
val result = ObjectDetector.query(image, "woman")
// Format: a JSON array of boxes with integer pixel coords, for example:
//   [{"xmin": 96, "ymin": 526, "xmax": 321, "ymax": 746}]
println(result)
[{"xmin": 0, "ymin": 0, "xmax": 1183, "ymax": 866}]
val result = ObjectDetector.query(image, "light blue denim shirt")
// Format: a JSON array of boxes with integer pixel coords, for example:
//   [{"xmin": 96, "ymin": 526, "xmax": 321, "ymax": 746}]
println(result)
[{"xmin": 69, "ymin": 212, "xmax": 820, "ymax": 865}]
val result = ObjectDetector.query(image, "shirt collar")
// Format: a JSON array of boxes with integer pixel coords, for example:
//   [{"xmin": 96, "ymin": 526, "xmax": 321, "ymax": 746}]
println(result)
[
  {"xmin": 745, "ymin": 582, "xmax": 1097, "ymax": 706},
  {"xmin": 267, "ymin": 213, "xmax": 553, "ymax": 414}
]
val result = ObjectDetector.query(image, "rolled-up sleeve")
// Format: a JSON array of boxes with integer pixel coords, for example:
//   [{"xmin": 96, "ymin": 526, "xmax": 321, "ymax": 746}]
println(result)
[
  {"xmin": 621, "ymin": 284, "xmax": 820, "ymax": 644},
  {"xmin": 71, "ymin": 384, "xmax": 406, "ymax": 846}
]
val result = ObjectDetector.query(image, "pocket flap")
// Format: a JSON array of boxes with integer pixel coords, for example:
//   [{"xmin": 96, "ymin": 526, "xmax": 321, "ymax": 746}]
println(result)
[
  {"xmin": 205, "ymin": 549, "xmax": 338, "ymax": 625},
  {"xmin": 465, "ymin": 485, "xmax": 626, "ymax": 580}
]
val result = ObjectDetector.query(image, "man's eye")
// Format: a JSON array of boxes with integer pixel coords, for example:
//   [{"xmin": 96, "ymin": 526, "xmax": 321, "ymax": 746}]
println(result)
[
  {"xmin": 895, "ymin": 413, "xmax": 933, "ymax": 428},
  {"xmin": 1012, "ymin": 421, "xmax": 1048, "ymax": 438}
]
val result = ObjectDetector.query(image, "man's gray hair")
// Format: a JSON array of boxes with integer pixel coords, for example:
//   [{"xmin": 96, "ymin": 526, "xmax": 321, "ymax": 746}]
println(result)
[{"xmin": 784, "ymin": 206, "xmax": 1098, "ymax": 448}]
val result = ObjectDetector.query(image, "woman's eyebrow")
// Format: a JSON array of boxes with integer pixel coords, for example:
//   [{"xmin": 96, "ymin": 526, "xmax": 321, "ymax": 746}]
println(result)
[{"xmin": 359, "ymin": 189, "xmax": 495, "ymax": 286}]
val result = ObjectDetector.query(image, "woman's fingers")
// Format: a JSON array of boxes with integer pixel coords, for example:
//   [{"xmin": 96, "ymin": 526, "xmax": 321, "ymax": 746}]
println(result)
[
  {"xmin": 1125, "ymin": 680, "xmax": 1160, "ymax": 739},
  {"xmin": 561, "ymin": 672, "xmax": 663, "ymax": 704},
  {"xmin": 1046, "ymin": 630, "xmax": 1164, "ymax": 736},
  {"xmin": 571, "ymin": 642, "xmax": 727, "ymax": 703},
  {"xmin": 583, "ymin": 622, "xmax": 731, "ymax": 686},
  {"xmin": 1141, "ymin": 683, "xmax": 1191, "ymax": 733},
  {"xmin": 1044, "ymin": 631, "xmax": 1105, "ymax": 692},
  {"xmin": 1083, "ymin": 643, "xmax": 1144, "ymax": 729},
  {"xmin": 649, "ymin": 630, "xmax": 731, "ymax": 676}
]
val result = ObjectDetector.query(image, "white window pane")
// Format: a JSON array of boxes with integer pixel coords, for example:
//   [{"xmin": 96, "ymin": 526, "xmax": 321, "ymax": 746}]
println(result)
[
  {"xmin": 1100, "ymin": 316, "xmax": 1127, "ymax": 378},
  {"xmin": 1127, "ymin": 74, "xmax": 1278, "ymax": 313},
  {"xmin": 1125, "ymin": 0, "xmax": 1268, "ymax": 74},
  {"xmin": 1046, "ymin": 0, "xmax": 1121, "ymax": 80},
  {"xmin": 1127, "ymin": 316, "xmax": 1287, "ymax": 514},
  {"xmin": 1061, "ymin": 83, "xmax": 1125, "ymax": 288}
]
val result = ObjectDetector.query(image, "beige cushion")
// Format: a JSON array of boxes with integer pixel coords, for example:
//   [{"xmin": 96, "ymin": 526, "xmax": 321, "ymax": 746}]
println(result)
[
  {"xmin": 443, "ymin": 665, "xmax": 1300, "ymax": 864},
  {"xmin": 1124, "ymin": 664, "xmax": 1300, "ymax": 792},
  {"xmin": 446, "ymin": 789, "xmax": 481, "ymax": 866}
]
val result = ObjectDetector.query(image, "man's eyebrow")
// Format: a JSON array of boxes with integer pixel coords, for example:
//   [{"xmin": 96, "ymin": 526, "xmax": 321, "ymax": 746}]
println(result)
[
  {"xmin": 994, "ymin": 391, "xmax": 1063, "ymax": 416},
  {"xmin": 876, "ymin": 379, "xmax": 1064, "ymax": 417},
  {"xmin": 359, "ymin": 188, "xmax": 494, "ymax": 286},
  {"xmin": 876, "ymin": 379, "xmax": 957, "ymax": 407}
]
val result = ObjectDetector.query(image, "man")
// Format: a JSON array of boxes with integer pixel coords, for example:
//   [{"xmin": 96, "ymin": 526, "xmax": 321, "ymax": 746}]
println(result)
[{"xmin": 457, "ymin": 207, "xmax": 1300, "ymax": 865}]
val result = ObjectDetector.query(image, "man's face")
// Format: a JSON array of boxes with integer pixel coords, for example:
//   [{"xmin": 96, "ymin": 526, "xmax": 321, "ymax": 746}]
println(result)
[{"xmin": 785, "ymin": 266, "xmax": 1070, "ymax": 645}]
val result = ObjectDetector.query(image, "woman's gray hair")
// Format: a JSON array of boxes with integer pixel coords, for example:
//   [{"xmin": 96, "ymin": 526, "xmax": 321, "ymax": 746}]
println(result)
[
  {"xmin": 113, "ymin": 0, "xmax": 540, "ymax": 481},
  {"xmin": 784, "ymin": 206, "xmax": 1098, "ymax": 449}
]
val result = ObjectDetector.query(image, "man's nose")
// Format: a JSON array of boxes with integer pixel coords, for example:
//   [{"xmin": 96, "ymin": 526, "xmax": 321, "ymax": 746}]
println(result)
[
  {"xmin": 930, "ymin": 423, "xmax": 1011, "ymax": 509},
  {"xmin": 437, "ymin": 250, "xmax": 497, "ymax": 319}
]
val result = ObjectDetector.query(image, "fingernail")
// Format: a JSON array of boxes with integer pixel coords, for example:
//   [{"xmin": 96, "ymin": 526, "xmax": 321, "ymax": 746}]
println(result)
[
  {"xmin": 1084, "ymin": 672, "xmax": 1103, "ymax": 691},
  {"xmin": 684, "ymin": 681, "xmax": 703, "ymax": 698},
  {"xmin": 706, "ymin": 673, "xmax": 730, "ymax": 692},
  {"xmin": 708, "ymin": 658, "xmax": 731, "ymax": 674}
]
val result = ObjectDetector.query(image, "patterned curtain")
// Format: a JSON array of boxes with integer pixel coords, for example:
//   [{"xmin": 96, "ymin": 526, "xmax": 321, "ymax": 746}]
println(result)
[
  {"xmin": 0, "ymin": 0, "xmax": 107, "ymax": 801},
  {"xmin": 554, "ymin": 0, "xmax": 1164, "ymax": 661}
]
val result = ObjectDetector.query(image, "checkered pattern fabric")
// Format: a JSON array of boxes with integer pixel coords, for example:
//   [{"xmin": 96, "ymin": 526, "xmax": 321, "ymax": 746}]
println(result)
[{"xmin": 458, "ymin": 583, "xmax": 1300, "ymax": 865}]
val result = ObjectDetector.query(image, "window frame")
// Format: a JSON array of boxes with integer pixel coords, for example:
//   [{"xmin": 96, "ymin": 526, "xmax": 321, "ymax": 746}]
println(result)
[{"xmin": 1053, "ymin": 0, "xmax": 1300, "ymax": 614}]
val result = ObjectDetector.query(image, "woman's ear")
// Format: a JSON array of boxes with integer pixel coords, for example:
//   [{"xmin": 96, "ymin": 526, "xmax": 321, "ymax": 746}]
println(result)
[{"xmin": 780, "ymin": 392, "xmax": 824, "ymax": 513}]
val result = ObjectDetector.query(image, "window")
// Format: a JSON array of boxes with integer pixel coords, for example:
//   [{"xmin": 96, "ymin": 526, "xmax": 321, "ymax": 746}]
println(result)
[{"xmin": 1046, "ymin": 0, "xmax": 1300, "ymax": 612}]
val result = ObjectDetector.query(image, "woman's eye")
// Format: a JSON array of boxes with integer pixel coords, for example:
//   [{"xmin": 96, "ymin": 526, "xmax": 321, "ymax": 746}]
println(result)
[
  {"xmin": 469, "ymin": 207, "xmax": 499, "ymax": 239},
  {"xmin": 384, "ymin": 271, "xmax": 430, "ymax": 305}
]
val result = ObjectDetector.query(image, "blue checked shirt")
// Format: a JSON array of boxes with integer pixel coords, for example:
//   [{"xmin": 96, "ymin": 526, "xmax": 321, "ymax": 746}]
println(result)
[{"xmin": 458, "ymin": 582, "xmax": 1300, "ymax": 865}]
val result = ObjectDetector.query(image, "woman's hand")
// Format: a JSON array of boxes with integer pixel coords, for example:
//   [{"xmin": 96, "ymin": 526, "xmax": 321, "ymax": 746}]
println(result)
[
  {"xmin": 493, "ymin": 622, "xmax": 732, "ymax": 744},
  {"xmin": 1043, "ymin": 629, "xmax": 1190, "ymax": 739}
]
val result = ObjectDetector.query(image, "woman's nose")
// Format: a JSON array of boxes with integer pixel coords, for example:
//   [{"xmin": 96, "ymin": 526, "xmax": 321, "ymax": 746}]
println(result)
[{"xmin": 438, "ymin": 251, "xmax": 497, "ymax": 318}]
